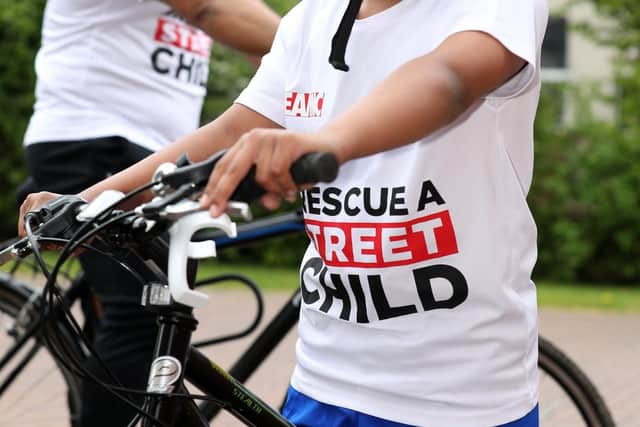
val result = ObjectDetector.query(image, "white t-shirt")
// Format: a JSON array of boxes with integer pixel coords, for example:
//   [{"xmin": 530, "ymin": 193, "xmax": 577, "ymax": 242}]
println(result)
[
  {"xmin": 24, "ymin": 0, "xmax": 212, "ymax": 151},
  {"xmin": 237, "ymin": 1, "xmax": 548, "ymax": 426}
]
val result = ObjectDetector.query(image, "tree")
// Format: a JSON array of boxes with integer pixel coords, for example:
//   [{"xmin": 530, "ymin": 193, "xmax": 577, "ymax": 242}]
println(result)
[
  {"xmin": 529, "ymin": 0, "xmax": 640, "ymax": 283},
  {"xmin": 0, "ymin": 1, "xmax": 45, "ymax": 238}
]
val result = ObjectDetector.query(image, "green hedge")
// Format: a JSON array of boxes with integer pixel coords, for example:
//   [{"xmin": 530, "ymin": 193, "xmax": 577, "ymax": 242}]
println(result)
[
  {"xmin": 0, "ymin": 0, "xmax": 45, "ymax": 238},
  {"xmin": 531, "ymin": 86, "xmax": 640, "ymax": 283}
]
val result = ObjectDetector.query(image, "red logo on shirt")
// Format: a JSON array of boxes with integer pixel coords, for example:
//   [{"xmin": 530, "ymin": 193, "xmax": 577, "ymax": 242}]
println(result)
[
  {"xmin": 285, "ymin": 91, "xmax": 325, "ymax": 117},
  {"xmin": 154, "ymin": 17, "xmax": 212, "ymax": 58},
  {"xmin": 304, "ymin": 211, "xmax": 459, "ymax": 268}
]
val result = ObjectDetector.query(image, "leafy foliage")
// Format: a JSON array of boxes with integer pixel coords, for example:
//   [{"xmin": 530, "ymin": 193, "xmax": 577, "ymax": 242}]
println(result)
[
  {"xmin": 530, "ymin": 0, "xmax": 640, "ymax": 283},
  {"xmin": 0, "ymin": 0, "xmax": 45, "ymax": 238},
  {"xmin": 531, "ymin": 86, "xmax": 640, "ymax": 282}
]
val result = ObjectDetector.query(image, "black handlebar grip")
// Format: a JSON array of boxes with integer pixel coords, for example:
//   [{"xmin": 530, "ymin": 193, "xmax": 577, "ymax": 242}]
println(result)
[
  {"xmin": 163, "ymin": 150, "xmax": 338, "ymax": 191},
  {"xmin": 230, "ymin": 152, "xmax": 339, "ymax": 203},
  {"xmin": 290, "ymin": 152, "xmax": 339, "ymax": 185},
  {"xmin": 161, "ymin": 150, "xmax": 339, "ymax": 205},
  {"xmin": 26, "ymin": 195, "xmax": 86, "ymax": 239}
]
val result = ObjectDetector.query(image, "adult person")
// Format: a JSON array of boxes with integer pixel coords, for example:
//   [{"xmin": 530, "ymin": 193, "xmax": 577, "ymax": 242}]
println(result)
[
  {"xmin": 18, "ymin": 1, "xmax": 279, "ymax": 426},
  {"xmin": 22, "ymin": 0, "xmax": 549, "ymax": 425}
]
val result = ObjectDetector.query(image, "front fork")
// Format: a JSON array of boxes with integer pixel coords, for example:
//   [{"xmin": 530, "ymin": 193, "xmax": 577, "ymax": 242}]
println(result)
[
  {"xmin": 141, "ymin": 306, "xmax": 202, "ymax": 427},
  {"xmin": 139, "ymin": 297, "xmax": 295, "ymax": 427}
]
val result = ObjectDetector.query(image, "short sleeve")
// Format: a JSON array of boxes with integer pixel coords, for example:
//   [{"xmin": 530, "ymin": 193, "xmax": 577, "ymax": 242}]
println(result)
[
  {"xmin": 443, "ymin": 0, "xmax": 549, "ymax": 98},
  {"xmin": 234, "ymin": 9, "xmax": 298, "ymax": 127}
]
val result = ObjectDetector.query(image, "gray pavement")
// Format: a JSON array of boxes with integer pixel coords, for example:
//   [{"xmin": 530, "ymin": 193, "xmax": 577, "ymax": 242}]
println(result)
[
  {"xmin": 539, "ymin": 308, "xmax": 640, "ymax": 427},
  {"xmin": 1, "ymin": 288, "xmax": 638, "ymax": 426},
  {"xmin": 196, "ymin": 290, "xmax": 640, "ymax": 427}
]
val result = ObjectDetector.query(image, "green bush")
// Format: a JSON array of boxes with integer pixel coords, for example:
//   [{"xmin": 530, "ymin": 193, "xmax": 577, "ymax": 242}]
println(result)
[
  {"xmin": 0, "ymin": 0, "xmax": 45, "ymax": 239},
  {"xmin": 531, "ymin": 86, "xmax": 640, "ymax": 283}
]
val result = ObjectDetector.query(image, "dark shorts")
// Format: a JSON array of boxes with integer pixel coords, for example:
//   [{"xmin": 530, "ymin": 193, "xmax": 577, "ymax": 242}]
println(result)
[{"xmin": 18, "ymin": 136, "xmax": 151, "ymax": 203}]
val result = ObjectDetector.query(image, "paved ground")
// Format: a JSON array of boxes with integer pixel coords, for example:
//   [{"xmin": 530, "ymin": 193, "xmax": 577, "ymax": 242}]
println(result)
[
  {"xmin": 195, "ymin": 290, "xmax": 640, "ymax": 427},
  {"xmin": 1, "ymin": 287, "xmax": 638, "ymax": 426},
  {"xmin": 538, "ymin": 308, "xmax": 640, "ymax": 427}
]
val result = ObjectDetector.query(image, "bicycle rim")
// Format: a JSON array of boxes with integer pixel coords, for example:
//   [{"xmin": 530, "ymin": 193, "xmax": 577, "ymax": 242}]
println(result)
[
  {"xmin": 0, "ymin": 272, "xmax": 84, "ymax": 427},
  {"xmin": 538, "ymin": 335, "xmax": 615, "ymax": 427}
]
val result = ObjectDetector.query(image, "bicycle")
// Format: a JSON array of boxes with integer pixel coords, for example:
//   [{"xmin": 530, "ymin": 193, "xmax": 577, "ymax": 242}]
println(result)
[{"xmin": 0, "ymin": 152, "xmax": 616, "ymax": 426}]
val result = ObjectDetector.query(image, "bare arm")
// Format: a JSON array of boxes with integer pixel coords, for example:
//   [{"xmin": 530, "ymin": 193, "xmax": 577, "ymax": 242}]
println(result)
[
  {"xmin": 18, "ymin": 105, "xmax": 279, "ymax": 235},
  {"xmin": 78, "ymin": 105, "xmax": 280, "ymax": 205},
  {"xmin": 163, "ymin": 0, "xmax": 280, "ymax": 55},
  {"xmin": 323, "ymin": 31, "xmax": 526, "ymax": 163},
  {"xmin": 202, "ymin": 31, "xmax": 528, "ymax": 215}
]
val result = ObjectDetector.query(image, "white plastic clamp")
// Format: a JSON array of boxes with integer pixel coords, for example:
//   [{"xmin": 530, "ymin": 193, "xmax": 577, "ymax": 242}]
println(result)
[{"xmin": 168, "ymin": 212, "xmax": 237, "ymax": 308}]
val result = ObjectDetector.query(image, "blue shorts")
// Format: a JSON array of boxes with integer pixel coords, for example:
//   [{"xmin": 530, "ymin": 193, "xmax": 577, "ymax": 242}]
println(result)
[{"xmin": 282, "ymin": 386, "xmax": 539, "ymax": 427}]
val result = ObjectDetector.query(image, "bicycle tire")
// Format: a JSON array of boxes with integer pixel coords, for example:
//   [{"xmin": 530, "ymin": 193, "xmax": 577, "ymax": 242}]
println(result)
[
  {"xmin": 538, "ymin": 335, "xmax": 615, "ymax": 427},
  {"xmin": 0, "ymin": 271, "xmax": 85, "ymax": 427}
]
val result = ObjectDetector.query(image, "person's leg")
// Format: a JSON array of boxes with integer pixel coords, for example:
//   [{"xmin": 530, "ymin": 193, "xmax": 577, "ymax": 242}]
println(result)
[
  {"xmin": 24, "ymin": 137, "xmax": 158, "ymax": 427},
  {"xmin": 77, "ymin": 251, "xmax": 158, "ymax": 427}
]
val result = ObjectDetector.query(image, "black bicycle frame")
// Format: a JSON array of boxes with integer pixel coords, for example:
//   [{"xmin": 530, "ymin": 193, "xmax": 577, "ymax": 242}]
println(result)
[
  {"xmin": 140, "ymin": 301, "xmax": 296, "ymax": 427},
  {"xmin": 0, "ymin": 273, "xmax": 88, "ymax": 396},
  {"xmin": 0, "ymin": 210, "xmax": 306, "ymax": 426},
  {"xmin": 141, "ymin": 211, "xmax": 306, "ymax": 426}
]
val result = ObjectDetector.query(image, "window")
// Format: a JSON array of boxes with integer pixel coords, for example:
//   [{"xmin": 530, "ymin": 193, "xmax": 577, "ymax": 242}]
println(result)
[{"xmin": 541, "ymin": 16, "xmax": 568, "ymax": 83}]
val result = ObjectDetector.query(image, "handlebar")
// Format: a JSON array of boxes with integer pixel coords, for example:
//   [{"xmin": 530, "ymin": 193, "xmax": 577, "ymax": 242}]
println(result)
[
  {"xmin": 158, "ymin": 150, "xmax": 338, "ymax": 196},
  {"xmin": 3, "ymin": 150, "xmax": 338, "ymax": 307},
  {"xmin": 141, "ymin": 151, "xmax": 338, "ymax": 219}
]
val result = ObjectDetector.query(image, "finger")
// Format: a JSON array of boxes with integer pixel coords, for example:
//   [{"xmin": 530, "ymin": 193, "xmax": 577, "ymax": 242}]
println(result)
[
  {"xmin": 201, "ymin": 149, "xmax": 232, "ymax": 209},
  {"xmin": 17, "ymin": 216, "xmax": 25, "ymax": 237},
  {"xmin": 209, "ymin": 137, "xmax": 258, "ymax": 216},
  {"xmin": 18, "ymin": 195, "xmax": 34, "ymax": 237},
  {"xmin": 254, "ymin": 133, "xmax": 278, "ymax": 193},
  {"xmin": 254, "ymin": 131, "xmax": 298, "ymax": 196},
  {"xmin": 284, "ymin": 190, "xmax": 298, "ymax": 203},
  {"xmin": 260, "ymin": 193, "xmax": 283, "ymax": 211},
  {"xmin": 201, "ymin": 141, "xmax": 245, "ymax": 211},
  {"xmin": 270, "ymin": 134, "xmax": 299, "ymax": 193}
]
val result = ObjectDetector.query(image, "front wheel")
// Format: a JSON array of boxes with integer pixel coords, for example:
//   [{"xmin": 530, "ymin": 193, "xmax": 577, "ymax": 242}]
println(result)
[
  {"xmin": 0, "ymin": 271, "xmax": 85, "ymax": 427},
  {"xmin": 538, "ymin": 335, "xmax": 615, "ymax": 427}
]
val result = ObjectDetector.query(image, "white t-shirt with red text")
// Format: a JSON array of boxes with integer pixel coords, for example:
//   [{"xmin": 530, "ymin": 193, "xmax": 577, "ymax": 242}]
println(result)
[
  {"xmin": 236, "ymin": 1, "xmax": 548, "ymax": 425},
  {"xmin": 24, "ymin": 0, "xmax": 212, "ymax": 151}
]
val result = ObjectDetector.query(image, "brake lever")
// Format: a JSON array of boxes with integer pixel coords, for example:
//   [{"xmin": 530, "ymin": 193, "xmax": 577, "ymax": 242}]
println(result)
[
  {"xmin": 0, "ymin": 241, "xmax": 25, "ymax": 266},
  {"xmin": 0, "ymin": 235, "xmax": 47, "ymax": 266},
  {"xmin": 25, "ymin": 195, "xmax": 87, "ymax": 240},
  {"xmin": 140, "ymin": 184, "xmax": 197, "ymax": 219}
]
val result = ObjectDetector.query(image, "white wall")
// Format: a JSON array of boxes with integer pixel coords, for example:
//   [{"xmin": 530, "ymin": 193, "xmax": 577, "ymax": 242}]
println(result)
[
  {"xmin": 548, "ymin": 0, "xmax": 615, "ymax": 84},
  {"xmin": 547, "ymin": 0, "xmax": 616, "ymax": 121}
]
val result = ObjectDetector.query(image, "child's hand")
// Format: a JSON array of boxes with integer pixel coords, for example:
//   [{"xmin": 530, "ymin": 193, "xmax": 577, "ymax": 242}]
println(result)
[
  {"xmin": 18, "ymin": 191, "xmax": 61, "ymax": 237},
  {"xmin": 200, "ymin": 128, "xmax": 339, "ymax": 217}
]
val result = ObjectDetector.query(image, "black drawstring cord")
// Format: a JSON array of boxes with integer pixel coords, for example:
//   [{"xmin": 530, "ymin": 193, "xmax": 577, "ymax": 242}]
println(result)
[{"xmin": 329, "ymin": 0, "xmax": 363, "ymax": 72}]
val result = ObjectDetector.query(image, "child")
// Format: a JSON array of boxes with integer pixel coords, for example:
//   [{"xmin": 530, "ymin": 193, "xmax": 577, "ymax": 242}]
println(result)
[{"xmin": 21, "ymin": 0, "xmax": 549, "ymax": 425}]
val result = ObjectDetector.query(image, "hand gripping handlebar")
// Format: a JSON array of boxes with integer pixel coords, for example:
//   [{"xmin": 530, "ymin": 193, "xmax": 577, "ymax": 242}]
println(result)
[{"xmin": 163, "ymin": 150, "xmax": 339, "ymax": 308}]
